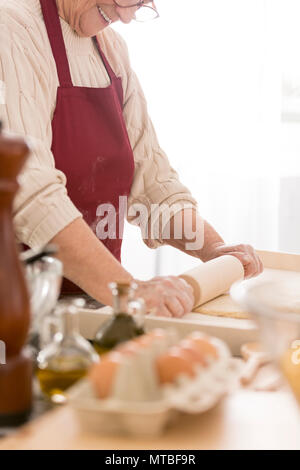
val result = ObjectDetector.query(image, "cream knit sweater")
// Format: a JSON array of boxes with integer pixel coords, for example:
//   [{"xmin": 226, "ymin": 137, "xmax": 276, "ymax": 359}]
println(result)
[{"xmin": 0, "ymin": 0, "xmax": 197, "ymax": 250}]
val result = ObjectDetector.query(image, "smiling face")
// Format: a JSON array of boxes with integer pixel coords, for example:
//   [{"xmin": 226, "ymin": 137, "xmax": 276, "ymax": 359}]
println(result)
[
  {"xmin": 57, "ymin": 0, "xmax": 155, "ymax": 38},
  {"xmin": 78, "ymin": 1, "xmax": 145, "ymax": 37}
]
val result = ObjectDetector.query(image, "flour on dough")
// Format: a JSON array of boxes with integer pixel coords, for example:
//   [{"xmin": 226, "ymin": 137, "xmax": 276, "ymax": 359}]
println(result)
[{"xmin": 193, "ymin": 294, "xmax": 249, "ymax": 319}]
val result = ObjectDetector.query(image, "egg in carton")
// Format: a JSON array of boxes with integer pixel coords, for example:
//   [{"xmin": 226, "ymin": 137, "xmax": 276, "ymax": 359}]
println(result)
[
  {"xmin": 106, "ymin": 329, "xmax": 178, "ymax": 402},
  {"xmin": 159, "ymin": 334, "xmax": 237, "ymax": 413},
  {"xmin": 88, "ymin": 329, "xmax": 236, "ymax": 411}
]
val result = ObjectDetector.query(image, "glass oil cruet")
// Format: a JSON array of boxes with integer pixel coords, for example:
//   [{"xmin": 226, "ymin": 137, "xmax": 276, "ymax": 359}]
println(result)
[
  {"xmin": 36, "ymin": 300, "xmax": 99, "ymax": 403},
  {"xmin": 93, "ymin": 282, "xmax": 145, "ymax": 355}
]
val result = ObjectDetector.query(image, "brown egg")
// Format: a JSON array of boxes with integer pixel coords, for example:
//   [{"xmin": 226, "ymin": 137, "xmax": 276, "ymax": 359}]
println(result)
[
  {"xmin": 187, "ymin": 332, "xmax": 219, "ymax": 361},
  {"xmin": 89, "ymin": 352, "xmax": 123, "ymax": 399},
  {"xmin": 178, "ymin": 339, "xmax": 207, "ymax": 367},
  {"xmin": 156, "ymin": 347, "xmax": 196, "ymax": 384}
]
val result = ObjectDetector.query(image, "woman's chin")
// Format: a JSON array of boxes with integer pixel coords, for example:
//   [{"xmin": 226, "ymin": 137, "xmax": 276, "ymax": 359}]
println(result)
[{"xmin": 79, "ymin": 9, "xmax": 107, "ymax": 37}]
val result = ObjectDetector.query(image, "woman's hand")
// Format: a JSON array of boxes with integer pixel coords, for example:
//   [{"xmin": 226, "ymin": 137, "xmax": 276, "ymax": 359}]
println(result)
[
  {"xmin": 202, "ymin": 242, "xmax": 263, "ymax": 279},
  {"xmin": 135, "ymin": 276, "xmax": 194, "ymax": 318},
  {"xmin": 163, "ymin": 212, "xmax": 263, "ymax": 279}
]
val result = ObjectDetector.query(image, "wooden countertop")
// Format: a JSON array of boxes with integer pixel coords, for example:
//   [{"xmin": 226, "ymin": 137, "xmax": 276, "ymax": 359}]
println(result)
[{"xmin": 1, "ymin": 389, "xmax": 300, "ymax": 450}]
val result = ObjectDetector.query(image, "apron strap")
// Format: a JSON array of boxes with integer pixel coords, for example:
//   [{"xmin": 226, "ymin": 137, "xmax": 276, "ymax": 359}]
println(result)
[
  {"xmin": 93, "ymin": 36, "xmax": 118, "ymax": 83},
  {"xmin": 40, "ymin": 0, "xmax": 73, "ymax": 87}
]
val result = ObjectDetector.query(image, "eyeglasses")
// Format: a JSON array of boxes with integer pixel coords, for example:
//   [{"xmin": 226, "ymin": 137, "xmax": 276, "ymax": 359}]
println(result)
[{"xmin": 113, "ymin": 1, "xmax": 159, "ymax": 23}]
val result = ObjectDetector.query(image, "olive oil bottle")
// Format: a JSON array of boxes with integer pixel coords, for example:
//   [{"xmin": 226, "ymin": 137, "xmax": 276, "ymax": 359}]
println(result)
[
  {"xmin": 37, "ymin": 303, "xmax": 98, "ymax": 403},
  {"xmin": 93, "ymin": 282, "xmax": 145, "ymax": 355},
  {"xmin": 37, "ymin": 362, "xmax": 88, "ymax": 401}
]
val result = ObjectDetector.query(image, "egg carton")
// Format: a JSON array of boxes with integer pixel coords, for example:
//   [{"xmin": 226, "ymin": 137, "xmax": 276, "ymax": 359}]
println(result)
[
  {"xmin": 68, "ymin": 380, "xmax": 177, "ymax": 437},
  {"xmin": 68, "ymin": 356, "xmax": 242, "ymax": 437}
]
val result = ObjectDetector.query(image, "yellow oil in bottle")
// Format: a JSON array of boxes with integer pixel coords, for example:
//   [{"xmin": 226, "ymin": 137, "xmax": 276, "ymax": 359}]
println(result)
[
  {"xmin": 36, "ymin": 364, "xmax": 88, "ymax": 401},
  {"xmin": 36, "ymin": 303, "xmax": 99, "ymax": 403},
  {"xmin": 92, "ymin": 344, "xmax": 111, "ymax": 356},
  {"xmin": 93, "ymin": 313, "xmax": 144, "ymax": 356},
  {"xmin": 93, "ymin": 282, "xmax": 145, "ymax": 356}
]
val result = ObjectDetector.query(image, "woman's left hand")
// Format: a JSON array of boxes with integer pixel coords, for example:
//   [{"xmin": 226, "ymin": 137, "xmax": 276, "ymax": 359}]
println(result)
[{"xmin": 202, "ymin": 242, "xmax": 263, "ymax": 279}]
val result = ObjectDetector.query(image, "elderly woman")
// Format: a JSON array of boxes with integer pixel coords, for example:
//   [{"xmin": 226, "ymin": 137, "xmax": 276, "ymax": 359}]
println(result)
[{"xmin": 0, "ymin": 0, "xmax": 262, "ymax": 317}]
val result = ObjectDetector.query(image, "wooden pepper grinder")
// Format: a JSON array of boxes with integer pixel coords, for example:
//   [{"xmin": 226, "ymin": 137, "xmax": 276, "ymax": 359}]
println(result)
[{"xmin": 0, "ymin": 122, "xmax": 33, "ymax": 426}]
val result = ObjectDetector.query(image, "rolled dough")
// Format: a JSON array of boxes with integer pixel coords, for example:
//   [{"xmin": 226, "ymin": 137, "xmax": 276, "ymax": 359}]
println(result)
[
  {"xmin": 193, "ymin": 294, "xmax": 249, "ymax": 319},
  {"xmin": 194, "ymin": 269, "xmax": 300, "ymax": 319}
]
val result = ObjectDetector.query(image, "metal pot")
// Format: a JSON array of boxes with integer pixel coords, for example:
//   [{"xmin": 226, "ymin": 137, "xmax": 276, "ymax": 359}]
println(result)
[{"xmin": 25, "ymin": 255, "xmax": 63, "ymax": 337}]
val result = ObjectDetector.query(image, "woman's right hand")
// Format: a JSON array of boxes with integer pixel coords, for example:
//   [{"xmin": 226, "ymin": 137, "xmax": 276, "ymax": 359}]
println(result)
[{"xmin": 135, "ymin": 276, "xmax": 194, "ymax": 318}]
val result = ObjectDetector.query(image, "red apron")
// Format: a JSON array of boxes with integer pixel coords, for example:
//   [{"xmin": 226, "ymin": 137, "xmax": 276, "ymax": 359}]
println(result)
[{"xmin": 39, "ymin": 0, "xmax": 135, "ymax": 294}]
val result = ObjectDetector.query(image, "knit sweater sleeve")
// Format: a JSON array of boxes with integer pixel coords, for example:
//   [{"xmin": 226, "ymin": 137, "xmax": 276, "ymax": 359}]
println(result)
[{"xmin": 0, "ymin": 13, "xmax": 82, "ymax": 249}]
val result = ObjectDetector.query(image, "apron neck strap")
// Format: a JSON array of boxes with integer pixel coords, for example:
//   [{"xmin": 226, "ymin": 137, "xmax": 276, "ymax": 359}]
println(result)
[
  {"xmin": 93, "ymin": 36, "xmax": 117, "ymax": 83},
  {"xmin": 40, "ymin": 0, "xmax": 73, "ymax": 88}
]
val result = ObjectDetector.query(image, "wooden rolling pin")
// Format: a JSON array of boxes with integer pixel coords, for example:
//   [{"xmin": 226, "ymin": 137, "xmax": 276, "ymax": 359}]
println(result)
[{"xmin": 179, "ymin": 255, "xmax": 244, "ymax": 308}]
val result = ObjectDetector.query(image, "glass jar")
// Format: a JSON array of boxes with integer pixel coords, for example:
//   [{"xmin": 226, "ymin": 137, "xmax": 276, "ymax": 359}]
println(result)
[{"xmin": 36, "ymin": 301, "xmax": 99, "ymax": 403}]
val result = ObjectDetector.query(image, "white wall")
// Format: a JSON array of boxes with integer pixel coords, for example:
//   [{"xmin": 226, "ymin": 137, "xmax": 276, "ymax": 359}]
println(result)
[{"xmin": 113, "ymin": 1, "xmax": 300, "ymax": 279}]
